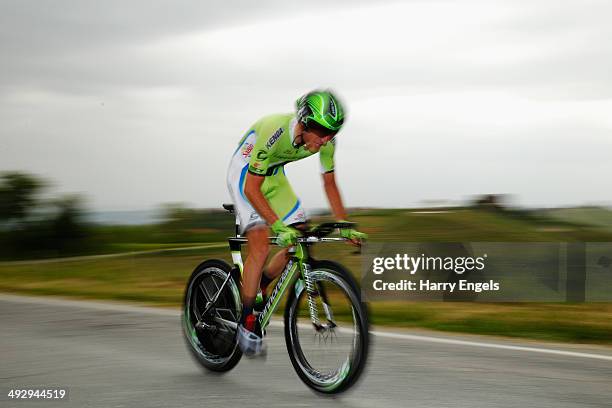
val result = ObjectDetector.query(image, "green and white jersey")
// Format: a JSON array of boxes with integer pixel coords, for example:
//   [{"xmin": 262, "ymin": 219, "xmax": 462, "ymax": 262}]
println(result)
[
  {"xmin": 226, "ymin": 113, "xmax": 336, "ymax": 233},
  {"xmin": 233, "ymin": 113, "xmax": 335, "ymax": 176}
]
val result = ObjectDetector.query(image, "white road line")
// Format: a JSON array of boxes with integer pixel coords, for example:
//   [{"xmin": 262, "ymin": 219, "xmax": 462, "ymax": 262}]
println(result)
[
  {"xmin": 0, "ymin": 294, "xmax": 179, "ymax": 317},
  {"xmin": 2, "ymin": 294, "xmax": 611, "ymax": 362},
  {"xmin": 0, "ymin": 243, "xmax": 227, "ymax": 266},
  {"xmin": 369, "ymin": 330, "xmax": 612, "ymax": 362}
]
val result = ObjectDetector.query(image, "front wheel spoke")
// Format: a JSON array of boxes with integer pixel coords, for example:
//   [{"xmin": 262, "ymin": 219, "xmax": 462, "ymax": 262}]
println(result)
[
  {"xmin": 331, "ymin": 329, "xmax": 339, "ymax": 344},
  {"xmin": 291, "ymin": 269, "xmax": 369, "ymax": 388}
]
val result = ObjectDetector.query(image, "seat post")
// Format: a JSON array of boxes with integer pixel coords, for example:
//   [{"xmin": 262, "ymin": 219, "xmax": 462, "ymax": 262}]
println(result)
[{"xmin": 222, "ymin": 203, "xmax": 240, "ymax": 238}]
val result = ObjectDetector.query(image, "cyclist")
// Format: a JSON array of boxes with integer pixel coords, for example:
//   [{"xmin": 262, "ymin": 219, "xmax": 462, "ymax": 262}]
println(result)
[{"xmin": 226, "ymin": 89, "xmax": 367, "ymax": 356}]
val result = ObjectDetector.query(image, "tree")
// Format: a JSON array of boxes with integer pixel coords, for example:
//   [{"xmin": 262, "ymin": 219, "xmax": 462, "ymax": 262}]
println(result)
[
  {"xmin": 50, "ymin": 195, "xmax": 89, "ymax": 246},
  {"xmin": 0, "ymin": 172, "xmax": 45, "ymax": 222},
  {"xmin": 0, "ymin": 172, "xmax": 92, "ymax": 259}
]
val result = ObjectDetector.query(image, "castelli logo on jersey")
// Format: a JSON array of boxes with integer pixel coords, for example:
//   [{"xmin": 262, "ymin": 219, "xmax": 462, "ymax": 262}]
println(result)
[
  {"xmin": 242, "ymin": 143, "xmax": 254, "ymax": 158},
  {"xmin": 266, "ymin": 128, "xmax": 284, "ymax": 149}
]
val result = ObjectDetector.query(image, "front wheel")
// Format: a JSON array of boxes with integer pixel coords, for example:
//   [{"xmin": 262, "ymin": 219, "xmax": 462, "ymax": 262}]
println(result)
[{"xmin": 284, "ymin": 260, "xmax": 369, "ymax": 394}]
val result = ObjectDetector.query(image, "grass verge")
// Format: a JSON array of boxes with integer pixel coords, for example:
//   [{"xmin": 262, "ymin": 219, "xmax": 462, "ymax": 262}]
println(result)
[{"xmin": 1, "ymin": 246, "xmax": 610, "ymax": 345}]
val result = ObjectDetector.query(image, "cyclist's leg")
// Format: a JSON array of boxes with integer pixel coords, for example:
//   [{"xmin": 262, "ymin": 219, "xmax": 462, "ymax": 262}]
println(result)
[
  {"xmin": 227, "ymin": 160, "xmax": 268, "ymax": 324},
  {"xmin": 226, "ymin": 134, "xmax": 270, "ymax": 354},
  {"xmin": 239, "ymin": 228, "xmax": 268, "ymax": 356},
  {"xmin": 264, "ymin": 222, "xmax": 309, "ymax": 280},
  {"xmin": 227, "ymin": 194, "xmax": 269, "ymax": 354},
  {"xmin": 263, "ymin": 167, "xmax": 307, "ymax": 230},
  {"xmin": 229, "ymin": 165, "xmax": 306, "ymax": 309},
  {"xmin": 243, "ymin": 226, "xmax": 270, "ymax": 307},
  {"xmin": 259, "ymin": 168, "xmax": 307, "ymax": 283}
]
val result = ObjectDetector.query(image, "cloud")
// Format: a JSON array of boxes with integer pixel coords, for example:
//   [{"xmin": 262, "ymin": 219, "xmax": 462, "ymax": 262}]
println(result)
[{"xmin": 1, "ymin": 0, "xmax": 611, "ymax": 210}]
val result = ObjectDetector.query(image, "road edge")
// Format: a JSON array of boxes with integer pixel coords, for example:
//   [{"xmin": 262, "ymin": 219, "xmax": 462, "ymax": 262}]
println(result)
[{"xmin": 2, "ymin": 293, "xmax": 611, "ymax": 362}]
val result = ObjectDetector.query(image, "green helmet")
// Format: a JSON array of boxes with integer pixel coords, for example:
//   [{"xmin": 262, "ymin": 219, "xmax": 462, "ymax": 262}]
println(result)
[{"xmin": 296, "ymin": 90, "xmax": 345, "ymax": 132}]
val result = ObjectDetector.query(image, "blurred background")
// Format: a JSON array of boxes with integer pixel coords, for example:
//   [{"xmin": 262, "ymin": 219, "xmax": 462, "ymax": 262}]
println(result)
[{"xmin": 2, "ymin": 0, "xmax": 612, "ymax": 345}]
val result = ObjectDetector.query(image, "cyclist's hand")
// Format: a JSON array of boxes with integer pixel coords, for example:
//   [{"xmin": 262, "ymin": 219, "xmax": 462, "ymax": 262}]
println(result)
[
  {"xmin": 339, "ymin": 221, "xmax": 368, "ymax": 246},
  {"xmin": 271, "ymin": 220, "xmax": 301, "ymax": 247}
]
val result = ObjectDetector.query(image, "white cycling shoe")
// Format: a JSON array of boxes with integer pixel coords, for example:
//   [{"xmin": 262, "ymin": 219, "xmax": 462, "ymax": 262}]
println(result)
[{"xmin": 238, "ymin": 324, "xmax": 267, "ymax": 358}]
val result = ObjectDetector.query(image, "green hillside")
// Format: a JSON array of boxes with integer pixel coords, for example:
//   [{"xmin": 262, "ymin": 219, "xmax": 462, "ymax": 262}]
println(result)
[{"xmin": 2, "ymin": 206, "xmax": 612, "ymax": 345}]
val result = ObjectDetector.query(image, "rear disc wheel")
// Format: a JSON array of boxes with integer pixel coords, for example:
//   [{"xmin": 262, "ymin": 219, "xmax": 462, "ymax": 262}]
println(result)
[{"xmin": 182, "ymin": 259, "xmax": 242, "ymax": 372}]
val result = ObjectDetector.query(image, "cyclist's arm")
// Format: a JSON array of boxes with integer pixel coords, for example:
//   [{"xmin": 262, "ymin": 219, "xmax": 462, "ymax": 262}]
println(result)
[
  {"xmin": 322, "ymin": 171, "xmax": 348, "ymax": 221},
  {"xmin": 244, "ymin": 172, "xmax": 279, "ymax": 225}
]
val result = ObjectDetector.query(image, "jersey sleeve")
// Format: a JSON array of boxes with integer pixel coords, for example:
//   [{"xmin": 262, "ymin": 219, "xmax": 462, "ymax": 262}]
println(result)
[{"xmin": 319, "ymin": 136, "xmax": 336, "ymax": 173}]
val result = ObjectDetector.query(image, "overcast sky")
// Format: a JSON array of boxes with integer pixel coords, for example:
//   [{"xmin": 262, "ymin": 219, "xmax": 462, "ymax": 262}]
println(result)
[{"xmin": 1, "ymin": 0, "xmax": 611, "ymax": 211}]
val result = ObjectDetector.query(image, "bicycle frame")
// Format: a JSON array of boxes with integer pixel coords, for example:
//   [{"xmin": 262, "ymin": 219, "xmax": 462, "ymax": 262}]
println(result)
[{"xmin": 227, "ymin": 235, "xmax": 344, "ymax": 332}]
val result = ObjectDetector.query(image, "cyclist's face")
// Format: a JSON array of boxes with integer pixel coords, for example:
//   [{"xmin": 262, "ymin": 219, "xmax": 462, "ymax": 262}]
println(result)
[{"xmin": 302, "ymin": 126, "xmax": 336, "ymax": 153}]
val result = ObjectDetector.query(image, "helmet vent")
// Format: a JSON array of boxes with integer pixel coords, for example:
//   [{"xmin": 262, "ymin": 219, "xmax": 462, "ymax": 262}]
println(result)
[{"xmin": 329, "ymin": 98, "xmax": 336, "ymax": 118}]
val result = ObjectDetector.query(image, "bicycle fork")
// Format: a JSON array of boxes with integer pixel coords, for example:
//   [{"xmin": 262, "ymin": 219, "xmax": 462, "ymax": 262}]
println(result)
[{"xmin": 302, "ymin": 263, "xmax": 335, "ymax": 330}]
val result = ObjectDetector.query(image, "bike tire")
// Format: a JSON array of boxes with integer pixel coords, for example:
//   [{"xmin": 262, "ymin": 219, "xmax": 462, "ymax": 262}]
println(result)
[
  {"xmin": 284, "ymin": 260, "xmax": 370, "ymax": 394},
  {"xmin": 182, "ymin": 259, "xmax": 243, "ymax": 373}
]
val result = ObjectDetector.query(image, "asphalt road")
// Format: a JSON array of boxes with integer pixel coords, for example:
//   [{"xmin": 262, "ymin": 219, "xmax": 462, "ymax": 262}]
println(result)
[{"xmin": 1, "ymin": 295, "xmax": 611, "ymax": 408}]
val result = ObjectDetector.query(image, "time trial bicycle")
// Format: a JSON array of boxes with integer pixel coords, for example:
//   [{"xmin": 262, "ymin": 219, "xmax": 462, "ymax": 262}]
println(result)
[{"xmin": 182, "ymin": 204, "xmax": 369, "ymax": 394}]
